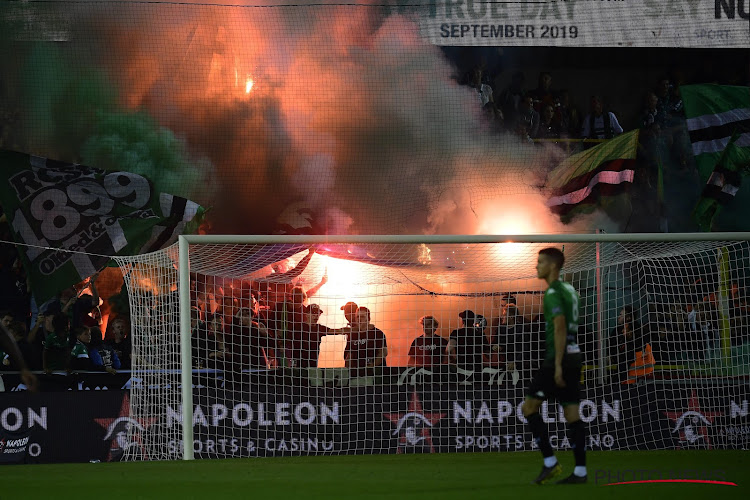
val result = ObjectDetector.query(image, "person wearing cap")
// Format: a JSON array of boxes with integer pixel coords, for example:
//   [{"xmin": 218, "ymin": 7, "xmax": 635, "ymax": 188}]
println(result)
[
  {"xmin": 340, "ymin": 301, "xmax": 359, "ymax": 327},
  {"xmin": 292, "ymin": 304, "xmax": 332, "ymax": 368},
  {"xmin": 408, "ymin": 316, "xmax": 448, "ymax": 367},
  {"xmin": 344, "ymin": 306, "xmax": 387, "ymax": 376},
  {"xmin": 447, "ymin": 310, "xmax": 488, "ymax": 372}
]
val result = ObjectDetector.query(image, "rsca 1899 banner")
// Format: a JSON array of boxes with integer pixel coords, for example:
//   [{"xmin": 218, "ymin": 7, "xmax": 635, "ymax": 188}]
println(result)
[{"xmin": 0, "ymin": 150, "xmax": 204, "ymax": 302}]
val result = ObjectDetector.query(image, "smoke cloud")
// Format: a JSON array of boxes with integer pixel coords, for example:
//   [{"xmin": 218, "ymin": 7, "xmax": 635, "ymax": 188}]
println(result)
[{"xmin": 0, "ymin": 0, "xmax": 623, "ymax": 236}]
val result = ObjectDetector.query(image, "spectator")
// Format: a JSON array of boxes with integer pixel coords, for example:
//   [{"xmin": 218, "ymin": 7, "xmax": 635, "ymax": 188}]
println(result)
[
  {"xmin": 43, "ymin": 312, "xmax": 71, "ymax": 374},
  {"xmin": 730, "ymin": 281, "xmax": 747, "ymax": 317},
  {"xmin": 218, "ymin": 295, "xmax": 239, "ymax": 326},
  {"xmin": 640, "ymin": 91, "xmax": 665, "ymax": 131},
  {"xmin": 29, "ymin": 302, "xmax": 60, "ymax": 355},
  {"xmin": 268, "ymin": 286, "xmax": 307, "ymax": 365},
  {"xmin": 447, "ymin": 310, "xmax": 488, "ymax": 373},
  {"xmin": 3, "ymin": 320, "xmax": 38, "ymax": 370},
  {"xmin": 0, "ymin": 320, "xmax": 37, "ymax": 390},
  {"xmin": 293, "ymin": 303, "xmax": 331, "ymax": 368},
  {"xmin": 647, "ymin": 303, "xmax": 678, "ymax": 362},
  {"xmin": 107, "ymin": 317, "xmax": 132, "ymax": 370},
  {"xmin": 0, "ymin": 309, "xmax": 12, "ymax": 329},
  {"xmin": 89, "ymin": 327, "xmax": 121, "ymax": 374},
  {"xmin": 225, "ymin": 305, "xmax": 275, "ymax": 371},
  {"xmin": 581, "ymin": 96, "xmax": 623, "ymax": 141},
  {"xmin": 655, "ymin": 76, "xmax": 683, "ymax": 127},
  {"xmin": 535, "ymin": 104, "xmax": 560, "ymax": 140},
  {"xmin": 69, "ymin": 326, "xmax": 93, "ymax": 371},
  {"xmin": 408, "ymin": 315, "xmax": 448, "ymax": 367},
  {"xmin": 498, "ymin": 71, "xmax": 526, "ymax": 127},
  {"xmin": 192, "ymin": 314, "xmax": 225, "ymax": 369},
  {"xmin": 608, "ymin": 306, "xmax": 644, "ymax": 383},
  {"xmin": 344, "ymin": 306, "xmax": 387, "ymax": 376},
  {"xmin": 554, "ymin": 89, "xmax": 580, "ymax": 138},
  {"xmin": 492, "ymin": 302, "xmax": 525, "ymax": 370},
  {"xmin": 516, "ymin": 94, "xmax": 540, "ymax": 139},
  {"xmin": 695, "ymin": 302, "xmax": 720, "ymax": 361},
  {"xmin": 470, "ymin": 66, "xmax": 494, "ymax": 109},
  {"xmin": 340, "ymin": 301, "xmax": 359, "ymax": 328},
  {"xmin": 528, "ymin": 71, "xmax": 556, "ymax": 112}
]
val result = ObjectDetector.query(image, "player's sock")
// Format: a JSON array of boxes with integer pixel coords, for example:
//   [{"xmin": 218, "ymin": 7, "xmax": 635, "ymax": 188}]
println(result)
[
  {"xmin": 567, "ymin": 419, "xmax": 586, "ymax": 475},
  {"xmin": 526, "ymin": 413, "xmax": 555, "ymax": 462}
]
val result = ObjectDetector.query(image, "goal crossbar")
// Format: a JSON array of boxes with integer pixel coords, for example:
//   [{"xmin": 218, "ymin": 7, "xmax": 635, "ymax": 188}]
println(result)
[{"xmin": 180, "ymin": 232, "xmax": 750, "ymax": 245}]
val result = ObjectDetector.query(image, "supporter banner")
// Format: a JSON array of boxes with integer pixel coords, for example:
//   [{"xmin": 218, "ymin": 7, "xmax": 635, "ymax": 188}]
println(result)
[
  {"xmin": 398, "ymin": 0, "xmax": 750, "ymax": 48},
  {"xmin": 0, "ymin": 150, "xmax": 204, "ymax": 302},
  {"xmin": 1, "ymin": 377, "xmax": 746, "ymax": 463}
]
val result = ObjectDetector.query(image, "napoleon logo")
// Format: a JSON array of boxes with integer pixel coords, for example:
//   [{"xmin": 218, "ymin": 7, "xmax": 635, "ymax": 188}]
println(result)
[
  {"xmin": 672, "ymin": 411, "xmax": 712, "ymax": 444},
  {"xmin": 392, "ymin": 413, "xmax": 434, "ymax": 446},
  {"xmin": 384, "ymin": 391, "xmax": 447, "ymax": 453},
  {"xmin": 102, "ymin": 417, "xmax": 147, "ymax": 453},
  {"xmin": 95, "ymin": 394, "xmax": 157, "ymax": 461},
  {"xmin": 664, "ymin": 391, "xmax": 723, "ymax": 449}
]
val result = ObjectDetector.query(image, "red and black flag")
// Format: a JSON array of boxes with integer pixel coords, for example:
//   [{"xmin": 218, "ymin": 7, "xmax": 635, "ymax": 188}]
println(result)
[{"xmin": 545, "ymin": 130, "xmax": 639, "ymax": 222}]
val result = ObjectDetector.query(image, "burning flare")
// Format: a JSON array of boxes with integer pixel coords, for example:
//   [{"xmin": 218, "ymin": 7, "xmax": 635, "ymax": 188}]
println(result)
[{"xmin": 245, "ymin": 77, "xmax": 254, "ymax": 94}]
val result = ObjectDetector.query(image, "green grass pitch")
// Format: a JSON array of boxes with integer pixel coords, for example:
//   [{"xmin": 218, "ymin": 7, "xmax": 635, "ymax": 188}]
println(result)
[{"xmin": 1, "ymin": 450, "xmax": 748, "ymax": 499}]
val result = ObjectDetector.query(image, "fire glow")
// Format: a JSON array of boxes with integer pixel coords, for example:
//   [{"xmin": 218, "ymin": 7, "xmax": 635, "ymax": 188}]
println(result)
[{"xmin": 245, "ymin": 77, "xmax": 254, "ymax": 94}]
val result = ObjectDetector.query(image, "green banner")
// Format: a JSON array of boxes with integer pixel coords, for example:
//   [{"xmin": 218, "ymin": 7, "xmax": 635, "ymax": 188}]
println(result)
[{"xmin": 0, "ymin": 150, "xmax": 204, "ymax": 303}]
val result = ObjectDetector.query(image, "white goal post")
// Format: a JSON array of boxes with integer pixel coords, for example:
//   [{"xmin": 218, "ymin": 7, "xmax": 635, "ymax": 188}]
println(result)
[{"xmin": 118, "ymin": 232, "xmax": 750, "ymax": 461}]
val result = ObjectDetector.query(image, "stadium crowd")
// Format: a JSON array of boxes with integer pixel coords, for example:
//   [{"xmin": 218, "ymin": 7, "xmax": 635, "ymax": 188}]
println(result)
[
  {"xmin": 464, "ymin": 66, "xmax": 692, "ymax": 190},
  {"xmin": 1, "ymin": 227, "xmax": 749, "ymax": 387}
]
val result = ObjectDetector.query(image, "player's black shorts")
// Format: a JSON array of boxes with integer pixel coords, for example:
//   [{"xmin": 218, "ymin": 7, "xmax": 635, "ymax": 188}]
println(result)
[{"xmin": 525, "ymin": 353, "xmax": 582, "ymax": 406}]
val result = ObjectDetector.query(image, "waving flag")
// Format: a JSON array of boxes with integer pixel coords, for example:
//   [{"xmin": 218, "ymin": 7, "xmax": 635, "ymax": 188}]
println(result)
[
  {"xmin": 682, "ymin": 85, "xmax": 750, "ymax": 230},
  {"xmin": 691, "ymin": 132, "xmax": 750, "ymax": 231},
  {"xmin": 545, "ymin": 129, "xmax": 639, "ymax": 222},
  {"xmin": 0, "ymin": 150, "xmax": 205, "ymax": 302},
  {"xmin": 681, "ymin": 84, "xmax": 750, "ymax": 182}
]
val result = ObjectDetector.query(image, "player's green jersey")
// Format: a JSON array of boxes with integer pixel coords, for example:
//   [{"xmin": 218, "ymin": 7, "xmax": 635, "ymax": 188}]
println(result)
[{"xmin": 542, "ymin": 280, "xmax": 580, "ymax": 364}]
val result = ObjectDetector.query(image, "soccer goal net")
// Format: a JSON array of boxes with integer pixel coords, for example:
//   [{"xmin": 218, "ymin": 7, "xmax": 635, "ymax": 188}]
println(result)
[{"xmin": 115, "ymin": 233, "xmax": 750, "ymax": 460}]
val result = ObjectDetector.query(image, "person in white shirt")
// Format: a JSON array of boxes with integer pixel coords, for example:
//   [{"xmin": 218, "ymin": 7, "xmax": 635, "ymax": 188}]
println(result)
[{"xmin": 581, "ymin": 95, "xmax": 623, "ymax": 140}]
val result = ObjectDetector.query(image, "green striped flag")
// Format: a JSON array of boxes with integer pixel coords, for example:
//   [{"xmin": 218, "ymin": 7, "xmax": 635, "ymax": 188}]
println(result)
[
  {"xmin": 0, "ymin": 150, "xmax": 206, "ymax": 302},
  {"xmin": 681, "ymin": 84, "xmax": 750, "ymax": 182},
  {"xmin": 682, "ymin": 85, "xmax": 750, "ymax": 231},
  {"xmin": 545, "ymin": 129, "xmax": 639, "ymax": 222},
  {"xmin": 691, "ymin": 132, "xmax": 750, "ymax": 231}
]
